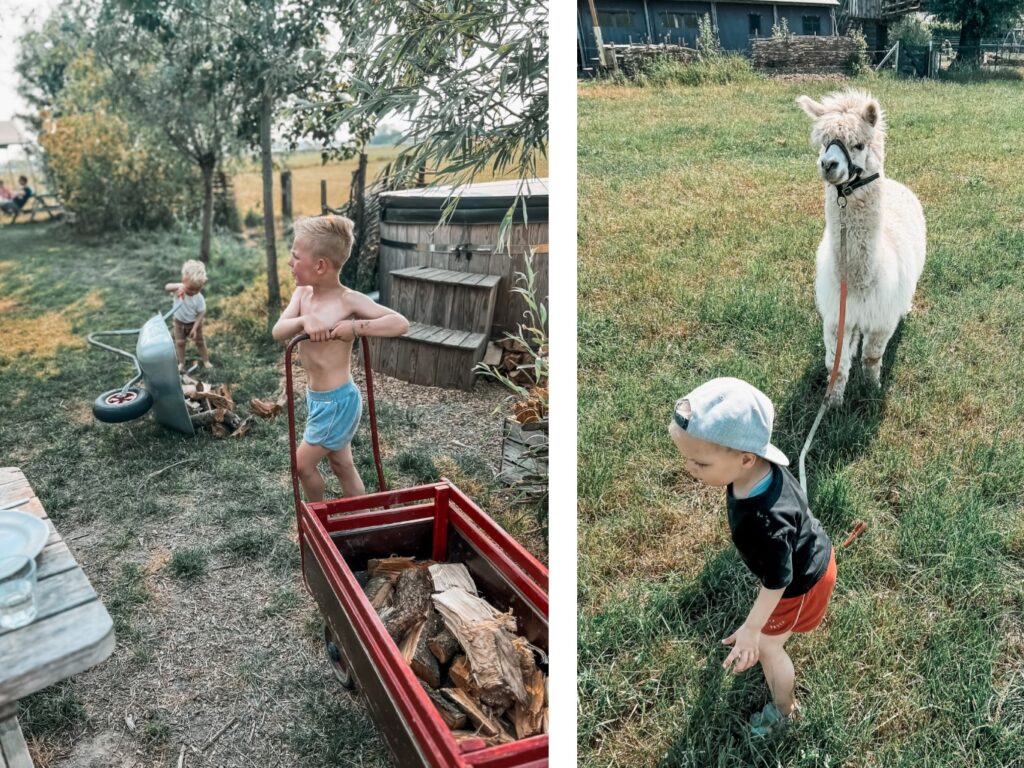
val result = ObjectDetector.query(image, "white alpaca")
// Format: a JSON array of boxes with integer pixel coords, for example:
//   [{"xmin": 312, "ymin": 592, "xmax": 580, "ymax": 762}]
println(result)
[{"xmin": 796, "ymin": 90, "xmax": 926, "ymax": 406}]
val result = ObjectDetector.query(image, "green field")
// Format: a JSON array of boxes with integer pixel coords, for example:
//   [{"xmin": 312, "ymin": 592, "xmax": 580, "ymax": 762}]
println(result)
[{"xmin": 578, "ymin": 75, "xmax": 1024, "ymax": 767}]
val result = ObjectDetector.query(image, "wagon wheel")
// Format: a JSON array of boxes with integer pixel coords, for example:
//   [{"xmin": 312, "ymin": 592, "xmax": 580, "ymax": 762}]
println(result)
[{"xmin": 324, "ymin": 625, "xmax": 355, "ymax": 690}]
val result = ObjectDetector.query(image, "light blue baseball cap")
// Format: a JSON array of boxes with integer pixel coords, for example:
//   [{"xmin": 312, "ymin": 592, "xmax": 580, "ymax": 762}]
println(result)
[{"xmin": 672, "ymin": 377, "xmax": 789, "ymax": 466}]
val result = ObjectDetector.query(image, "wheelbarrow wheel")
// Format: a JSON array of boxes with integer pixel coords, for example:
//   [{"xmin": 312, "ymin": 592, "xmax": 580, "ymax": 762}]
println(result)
[
  {"xmin": 92, "ymin": 387, "xmax": 153, "ymax": 423},
  {"xmin": 324, "ymin": 625, "xmax": 355, "ymax": 689}
]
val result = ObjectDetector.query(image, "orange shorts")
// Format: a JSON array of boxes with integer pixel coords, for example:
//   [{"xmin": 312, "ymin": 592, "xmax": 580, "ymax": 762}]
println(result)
[{"xmin": 763, "ymin": 547, "xmax": 836, "ymax": 636}]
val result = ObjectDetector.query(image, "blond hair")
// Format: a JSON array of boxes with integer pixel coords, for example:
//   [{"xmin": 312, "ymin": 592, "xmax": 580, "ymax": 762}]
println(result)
[
  {"xmin": 292, "ymin": 215, "xmax": 355, "ymax": 270},
  {"xmin": 181, "ymin": 259, "xmax": 207, "ymax": 286}
]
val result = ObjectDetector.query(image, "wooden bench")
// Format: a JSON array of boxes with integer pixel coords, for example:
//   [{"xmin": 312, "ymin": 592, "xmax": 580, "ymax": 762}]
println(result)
[
  {"xmin": 6, "ymin": 195, "xmax": 65, "ymax": 224},
  {"xmin": 0, "ymin": 468, "xmax": 115, "ymax": 768}
]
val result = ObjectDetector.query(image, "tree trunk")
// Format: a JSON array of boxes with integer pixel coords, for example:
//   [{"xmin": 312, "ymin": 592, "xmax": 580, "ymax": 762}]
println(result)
[
  {"xmin": 958, "ymin": 16, "xmax": 981, "ymax": 67},
  {"xmin": 261, "ymin": 92, "xmax": 280, "ymax": 326},
  {"xmin": 199, "ymin": 160, "xmax": 215, "ymax": 264}
]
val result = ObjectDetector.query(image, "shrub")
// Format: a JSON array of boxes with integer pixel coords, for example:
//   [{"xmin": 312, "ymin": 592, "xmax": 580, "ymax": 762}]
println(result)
[
  {"xmin": 697, "ymin": 14, "xmax": 723, "ymax": 58},
  {"xmin": 38, "ymin": 54, "xmax": 197, "ymax": 233},
  {"xmin": 890, "ymin": 16, "xmax": 931, "ymax": 48},
  {"xmin": 636, "ymin": 55, "xmax": 758, "ymax": 87}
]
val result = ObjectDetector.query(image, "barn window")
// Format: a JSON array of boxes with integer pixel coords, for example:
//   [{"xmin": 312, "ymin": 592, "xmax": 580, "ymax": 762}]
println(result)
[
  {"xmin": 749, "ymin": 13, "xmax": 762, "ymax": 36},
  {"xmin": 660, "ymin": 12, "xmax": 700, "ymax": 29},
  {"xmin": 598, "ymin": 10, "xmax": 636, "ymax": 28},
  {"xmin": 802, "ymin": 15, "xmax": 821, "ymax": 35}
]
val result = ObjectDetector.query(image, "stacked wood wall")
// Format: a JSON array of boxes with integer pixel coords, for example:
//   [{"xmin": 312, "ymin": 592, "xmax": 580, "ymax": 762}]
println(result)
[{"xmin": 751, "ymin": 34, "xmax": 865, "ymax": 73}]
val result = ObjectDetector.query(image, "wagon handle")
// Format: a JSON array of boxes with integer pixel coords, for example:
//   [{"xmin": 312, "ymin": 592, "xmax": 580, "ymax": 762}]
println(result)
[{"xmin": 284, "ymin": 332, "xmax": 387, "ymax": 517}]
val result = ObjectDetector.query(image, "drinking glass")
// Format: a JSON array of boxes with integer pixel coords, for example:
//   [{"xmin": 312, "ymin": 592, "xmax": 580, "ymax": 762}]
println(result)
[{"xmin": 0, "ymin": 555, "xmax": 38, "ymax": 629}]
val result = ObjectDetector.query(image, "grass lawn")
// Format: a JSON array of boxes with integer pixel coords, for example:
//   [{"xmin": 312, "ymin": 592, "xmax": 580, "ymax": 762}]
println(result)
[
  {"xmin": 230, "ymin": 148, "xmax": 550, "ymax": 220},
  {"xmin": 0, "ymin": 222, "xmax": 545, "ymax": 767},
  {"xmin": 578, "ymin": 74, "xmax": 1024, "ymax": 767}
]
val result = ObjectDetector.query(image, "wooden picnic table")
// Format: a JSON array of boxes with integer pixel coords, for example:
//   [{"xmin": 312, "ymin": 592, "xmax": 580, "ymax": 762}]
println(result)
[{"xmin": 0, "ymin": 468, "xmax": 114, "ymax": 768}]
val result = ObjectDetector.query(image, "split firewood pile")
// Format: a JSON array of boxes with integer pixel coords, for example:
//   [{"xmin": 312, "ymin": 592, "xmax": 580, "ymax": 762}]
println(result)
[
  {"xmin": 180, "ymin": 374, "xmax": 251, "ymax": 438},
  {"xmin": 356, "ymin": 557, "xmax": 548, "ymax": 745},
  {"xmin": 482, "ymin": 339, "xmax": 548, "ymax": 424}
]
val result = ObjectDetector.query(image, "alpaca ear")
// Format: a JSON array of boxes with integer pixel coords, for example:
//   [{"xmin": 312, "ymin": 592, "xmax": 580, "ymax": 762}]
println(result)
[
  {"xmin": 796, "ymin": 95, "xmax": 826, "ymax": 119},
  {"xmin": 862, "ymin": 99, "xmax": 881, "ymax": 127}
]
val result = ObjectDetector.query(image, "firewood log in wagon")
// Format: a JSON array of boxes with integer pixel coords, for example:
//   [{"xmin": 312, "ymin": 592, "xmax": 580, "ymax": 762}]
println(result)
[
  {"xmin": 448, "ymin": 655, "xmax": 477, "ymax": 696},
  {"xmin": 362, "ymin": 574, "xmax": 397, "ymax": 610},
  {"xmin": 432, "ymin": 588, "xmax": 527, "ymax": 710},
  {"xmin": 368, "ymin": 556, "xmax": 419, "ymax": 577},
  {"xmin": 440, "ymin": 688, "xmax": 514, "ymax": 742},
  {"xmin": 512, "ymin": 638, "xmax": 546, "ymax": 739},
  {"xmin": 409, "ymin": 607, "xmax": 444, "ymax": 688},
  {"xmin": 419, "ymin": 682, "xmax": 466, "ymax": 730},
  {"xmin": 428, "ymin": 563, "xmax": 478, "ymax": 594},
  {"xmin": 428, "ymin": 628, "xmax": 460, "ymax": 665},
  {"xmin": 381, "ymin": 567, "xmax": 432, "ymax": 644}
]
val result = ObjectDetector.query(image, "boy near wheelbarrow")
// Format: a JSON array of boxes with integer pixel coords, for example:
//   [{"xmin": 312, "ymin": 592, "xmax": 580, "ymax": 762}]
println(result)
[
  {"xmin": 272, "ymin": 215, "xmax": 409, "ymax": 501},
  {"xmin": 668, "ymin": 378, "xmax": 836, "ymax": 736}
]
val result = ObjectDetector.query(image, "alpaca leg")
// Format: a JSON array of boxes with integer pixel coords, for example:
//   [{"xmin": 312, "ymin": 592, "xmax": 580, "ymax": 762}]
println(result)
[
  {"xmin": 823, "ymin": 321, "xmax": 854, "ymax": 407},
  {"xmin": 862, "ymin": 326, "xmax": 895, "ymax": 386}
]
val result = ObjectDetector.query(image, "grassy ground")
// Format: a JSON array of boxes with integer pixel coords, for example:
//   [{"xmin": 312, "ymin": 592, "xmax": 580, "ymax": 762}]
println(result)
[
  {"xmin": 0, "ymin": 222, "xmax": 546, "ymax": 767},
  {"xmin": 578, "ymin": 74, "xmax": 1024, "ymax": 767},
  {"xmin": 230, "ymin": 148, "xmax": 550, "ymax": 220}
]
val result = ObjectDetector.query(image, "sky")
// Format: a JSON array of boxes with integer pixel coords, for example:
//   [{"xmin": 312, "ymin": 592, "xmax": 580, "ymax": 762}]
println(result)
[{"xmin": 0, "ymin": 0, "xmax": 61, "ymax": 129}]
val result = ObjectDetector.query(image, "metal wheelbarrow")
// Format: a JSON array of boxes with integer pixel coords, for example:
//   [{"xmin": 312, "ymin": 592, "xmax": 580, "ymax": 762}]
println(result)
[
  {"xmin": 87, "ymin": 306, "xmax": 194, "ymax": 434},
  {"xmin": 285, "ymin": 333, "xmax": 549, "ymax": 767}
]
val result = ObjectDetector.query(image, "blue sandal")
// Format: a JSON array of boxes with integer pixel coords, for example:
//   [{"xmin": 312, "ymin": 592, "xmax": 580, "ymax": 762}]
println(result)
[{"xmin": 749, "ymin": 703, "xmax": 786, "ymax": 736}]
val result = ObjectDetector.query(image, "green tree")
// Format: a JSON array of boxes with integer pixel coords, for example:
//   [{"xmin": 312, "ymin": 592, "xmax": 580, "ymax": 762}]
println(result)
[
  {"xmin": 224, "ymin": 0, "xmax": 345, "ymax": 323},
  {"xmin": 924, "ymin": 0, "xmax": 1024, "ymax": 65},
  {"xmin": 96, "ymin": 0, "xmax": 246, "ymax": 262},
  {"xmin": 324, "ymin": 0, "xmax": 548, "ymax": 245},
  {"xmin": 14, "ymin": 1, "xmax": 95, "ymax": 131}
]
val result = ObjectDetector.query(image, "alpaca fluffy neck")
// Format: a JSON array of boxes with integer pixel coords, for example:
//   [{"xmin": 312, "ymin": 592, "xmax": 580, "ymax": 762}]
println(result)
[{"xmin": 823, "ymin": 176, "xmax": 884, "ymax": 290}]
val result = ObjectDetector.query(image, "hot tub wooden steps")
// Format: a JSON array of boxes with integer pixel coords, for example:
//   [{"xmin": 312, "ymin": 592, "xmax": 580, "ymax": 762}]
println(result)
[{"xmin": 372, "ymin": 267, "xmax": 500, "ymax": 390}]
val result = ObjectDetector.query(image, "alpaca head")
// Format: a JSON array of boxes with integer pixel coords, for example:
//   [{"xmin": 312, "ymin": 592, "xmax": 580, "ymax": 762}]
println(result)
[{"xmin": 796, "ymin": 90, "xmax": 886, "ymax": 187}]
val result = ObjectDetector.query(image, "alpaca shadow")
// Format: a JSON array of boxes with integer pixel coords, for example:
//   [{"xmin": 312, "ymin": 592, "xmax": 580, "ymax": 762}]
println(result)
[{"xmin": 771, "ymin": 321, "xmax": 907, "ymax": 537}]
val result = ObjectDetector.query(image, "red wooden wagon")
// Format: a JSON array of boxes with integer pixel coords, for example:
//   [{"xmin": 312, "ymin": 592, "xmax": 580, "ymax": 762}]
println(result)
[{"xmin": 285, "ymin": 334, "xmax": 549, "ymax": 768}]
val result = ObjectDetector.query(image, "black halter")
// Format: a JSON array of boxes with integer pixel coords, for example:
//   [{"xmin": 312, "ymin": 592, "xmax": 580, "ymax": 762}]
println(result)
[{"xmin": 825, "ymin": 138, "xmax": 880, "ymax": 206}]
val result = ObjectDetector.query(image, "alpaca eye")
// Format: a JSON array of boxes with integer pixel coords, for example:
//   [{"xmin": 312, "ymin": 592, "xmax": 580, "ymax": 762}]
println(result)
[{"xmin": 855, "ymin": 143, "xmax": 865, "ymax": 151}]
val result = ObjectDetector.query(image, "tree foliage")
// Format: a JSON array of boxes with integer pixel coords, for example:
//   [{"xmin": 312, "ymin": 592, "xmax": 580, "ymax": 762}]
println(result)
[
  {"xmin": 95, "ymin": 0, "xmax": 248, "ymax": 261},
  {"xmin": 324, "ymin": 0, "xmax": 548, "ymax": 240},
  {"xmin": 924, "ymin": 0, "xmax": 1024, "ymax": 63},
  {"xmin": 37, "ymin": 52, "xmax": 198, "ymax": 232}
]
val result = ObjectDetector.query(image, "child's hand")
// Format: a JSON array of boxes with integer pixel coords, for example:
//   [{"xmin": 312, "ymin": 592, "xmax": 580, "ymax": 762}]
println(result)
[
  {"xmin": 722, "ymin": 624, "xmax": 761, "ymax": 674},
  {"xmin": 188, "ymin": 327, "xmax": 198, "ymax": 340},
  {"xmin": 329, "ymin": 320, "xmax": 355, "ymax": 342},
  {"xmin": 302, "ymin": 316, "xmax": 332, "ymax": 342}
]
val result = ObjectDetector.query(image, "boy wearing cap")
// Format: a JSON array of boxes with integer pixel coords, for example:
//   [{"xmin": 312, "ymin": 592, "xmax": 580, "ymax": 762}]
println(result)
[{"xmin": 668, "ymin": 377, "xmax": 836, "ymax": 735}]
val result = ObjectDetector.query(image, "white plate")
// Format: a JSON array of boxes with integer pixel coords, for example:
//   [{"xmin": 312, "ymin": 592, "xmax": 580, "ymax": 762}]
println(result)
[{"xmin": 0, "ymin": 511, "xmax": 49, "ymax": 578}]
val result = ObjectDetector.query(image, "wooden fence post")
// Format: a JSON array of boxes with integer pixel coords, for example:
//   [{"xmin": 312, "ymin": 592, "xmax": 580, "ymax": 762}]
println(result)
[
  {"xmin": 281, "ymin": 170, "xmax": 292, "ymax": 222},
  {"xmin": 320, "ymin": 179, "xmax": 328, "ymax": 216}
]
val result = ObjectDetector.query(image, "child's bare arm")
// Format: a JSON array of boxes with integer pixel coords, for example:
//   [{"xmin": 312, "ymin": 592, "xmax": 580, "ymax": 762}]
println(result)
[
  {"xmin": 272, "ymin": 289, "xmax": 307, "ymax": 342},
  {"xmin": 165, "ymin": 282, "xmax": 183, "ymax": 293},
  {"xmin": 721, "ymin": 585, "xmax": 786, "ymax": 673},
  {"xmin": 328, "ymin": 291, "xmax": 410, "ymax": 341},
  {"xmin": 189, "ymin": 311, "xmax": 206, "ymax": 338}
]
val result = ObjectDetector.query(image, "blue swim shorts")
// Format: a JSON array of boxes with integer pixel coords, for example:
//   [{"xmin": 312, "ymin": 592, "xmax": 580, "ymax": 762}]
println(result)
[{"xmin": 303, "ymin": 380, "xmax": 362, "ymax": 451}]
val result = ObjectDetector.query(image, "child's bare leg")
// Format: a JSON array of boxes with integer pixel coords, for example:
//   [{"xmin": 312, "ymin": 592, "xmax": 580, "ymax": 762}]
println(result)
[
  {"xmin": 174, "ymin": 339, "xmax": 187, "ymax": 369},
  {"xmin": 296, "ymin": 441, "xmax": 331, "ymax": 502},
  {"xmin": 328, "ymin": 446, "xmax": 365, "ymax": 497},
  {"xmin": 194, "ymin": 327, "xmax": 212, "ymax": 367},
  {"xmin": 759, "ymin": 630, "xmax": 797, "ymax": 715}
]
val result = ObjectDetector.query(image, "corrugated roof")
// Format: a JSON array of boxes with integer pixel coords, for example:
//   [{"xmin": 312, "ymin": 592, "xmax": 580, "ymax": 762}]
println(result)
[{"xmin": 0, "ymin": 121, "xmax": 27, "ymax": 148}]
